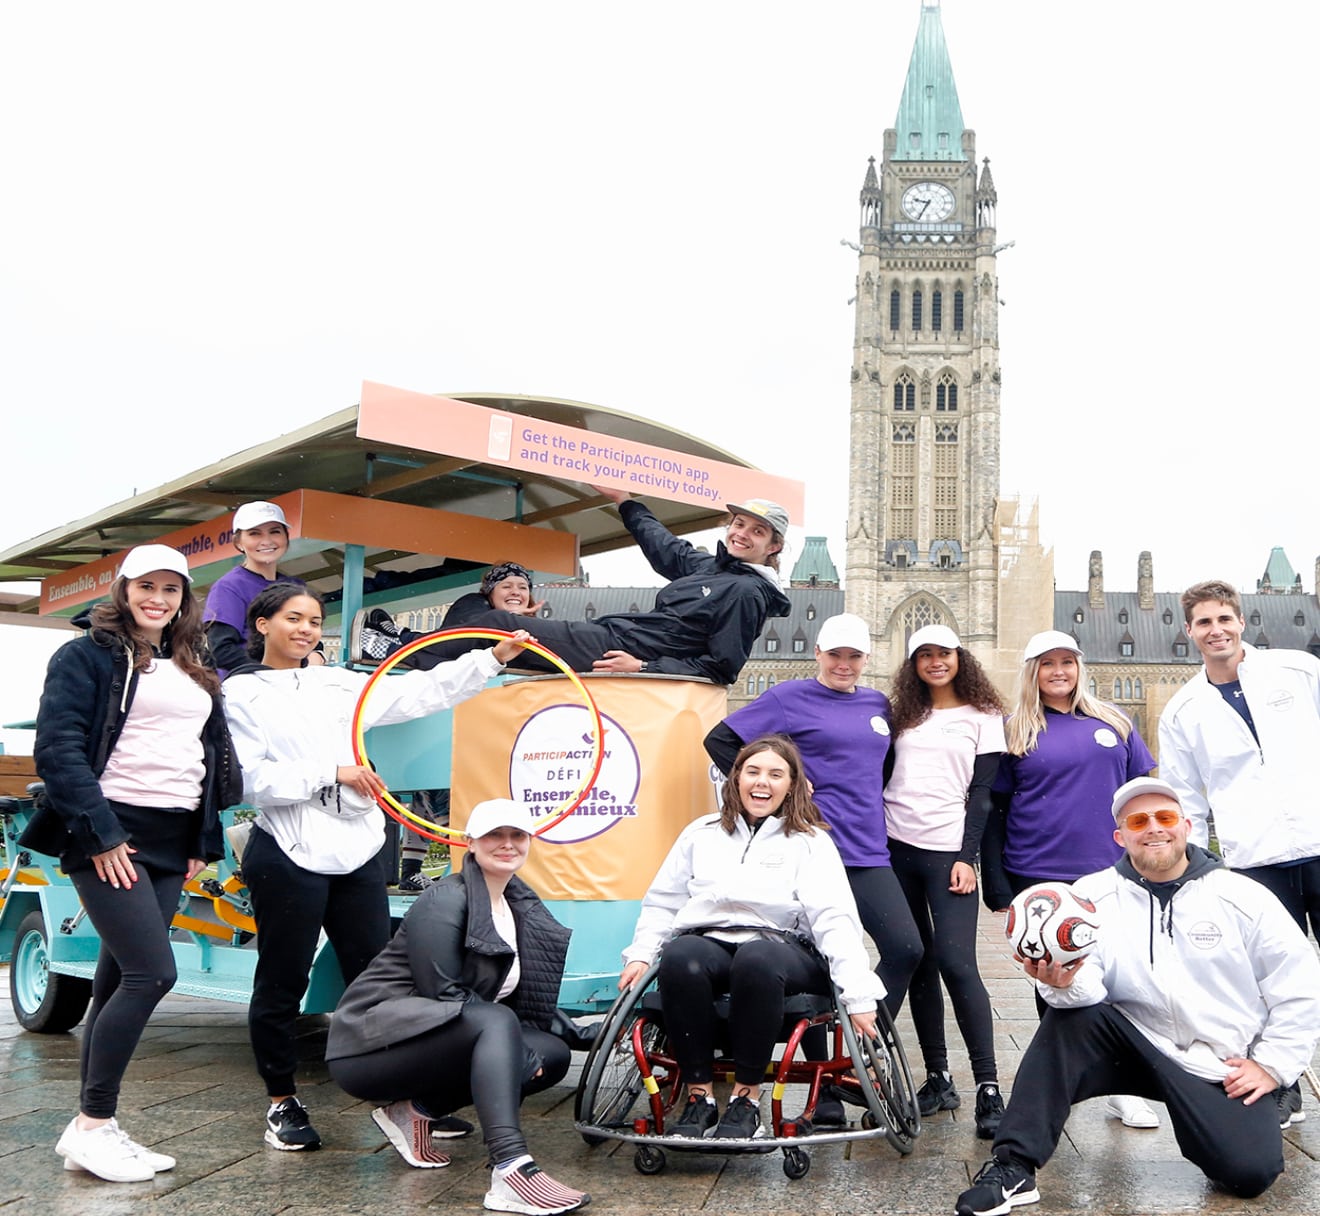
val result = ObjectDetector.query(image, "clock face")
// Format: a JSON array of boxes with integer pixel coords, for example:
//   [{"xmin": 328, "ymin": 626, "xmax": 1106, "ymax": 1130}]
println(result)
[{"xmin": 901, "ymin": 182, "xmax": 955, "ymax": 222}]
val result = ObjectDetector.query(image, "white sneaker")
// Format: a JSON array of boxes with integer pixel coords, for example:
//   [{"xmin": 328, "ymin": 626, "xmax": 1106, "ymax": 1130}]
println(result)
[
  {"xmin": 1104, "ymin": 1095, "xmax": 1160, "ymax": 1129},
  {"xmin": 55, "ymin": 1117, "xmax": 157, "ymax": 1182},
  {"xmin": 62, "ymin": 1118, "xmax": 176, "ymax": 1173},
  {"xmin": 484, "ymin": 1161, "xmax": 589, "ymax": 1214}
]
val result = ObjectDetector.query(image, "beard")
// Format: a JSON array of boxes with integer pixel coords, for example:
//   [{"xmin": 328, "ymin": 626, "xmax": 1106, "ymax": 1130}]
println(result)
[{"xmin": 1130, "ymin": 837, "xmax": 1188, "ymax": 877}]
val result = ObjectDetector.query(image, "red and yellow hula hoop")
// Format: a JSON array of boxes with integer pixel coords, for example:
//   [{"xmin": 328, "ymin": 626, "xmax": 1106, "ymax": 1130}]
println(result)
[{"xmin": 350, "ymin": 628, "xmax": 603, "ymax": 849}]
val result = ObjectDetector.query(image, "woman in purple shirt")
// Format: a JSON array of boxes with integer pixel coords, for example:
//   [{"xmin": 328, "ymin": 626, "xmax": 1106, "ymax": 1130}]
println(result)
[{"xmin": 988, "ymin": 629, "xmax": 1158, "ymax": 1130}]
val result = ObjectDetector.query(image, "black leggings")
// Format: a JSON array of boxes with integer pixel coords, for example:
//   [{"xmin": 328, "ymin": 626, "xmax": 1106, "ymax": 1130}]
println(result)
[
  {"xmin": 401, "ymin": 611, "xmax": 620, "ymax": 673},
  {"xmin": 889, "ymin": 837, "xmax": 997, "ymax": 1083},
  {"xmin": 845, "ymin": 864, "xmax": 924, "ymax": 1018},
  {"xmin": 657, "ymin": 934, "xmax": 829, "ymax": 1088},
  {"xmin": 1235, "ymin": 857, "xmax": 1320, "ymax": 939},
  {"xmin": 329, "ymin": 1001, "xmax": 570, "ymax": 1163},
  {"xmin": 243, "ymin": 826, "xmax": 390, "ymax": 1096},
  {"xmin": 68, "ymin": 864, "xmax": 184, "ymax": 1119}
]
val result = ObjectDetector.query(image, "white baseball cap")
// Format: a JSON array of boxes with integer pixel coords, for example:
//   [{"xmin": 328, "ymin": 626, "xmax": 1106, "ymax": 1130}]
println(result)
[
  {"xmin": 1111, "ymin": 777, "xmax": 1183, "ymax": 824},
  {"xmin": 1024, "ymin": 630, "xmax": 1083, "ymax": 661},
  {"xmin": 464, "ymin": 798, "xmax": 537, "ymax": 840},
  {"xmin": 906, "ymin": 624, "xmax": 961, "ymax": 658},
  {"xmin": 118, "ymin": 544, "xmax": 192, "ymax": 583},
  {"xmin": 233, "ymin": 501, "xmax": 288, "ymax": 531},
  {"xmin": 815, "ymin": 613, "xmax": 872, "ymax": 654}
]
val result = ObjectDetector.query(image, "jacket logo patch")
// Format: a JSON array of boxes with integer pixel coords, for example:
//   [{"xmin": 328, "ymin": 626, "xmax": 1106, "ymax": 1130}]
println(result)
[
  {"xmin": 1266, "ymin": 690, "xmax": 1295, "ymax": 712},
  {"xmin": 1186, "ymin": 921, "xmax": 1223, "ymax": 950},
  {"xmin": 701, "ymin": 586, "xmax": 712, "ymax": 597},
  {"xmin": 1093, "ymin": 727, "xmax": 1118, "ymax": 748}
]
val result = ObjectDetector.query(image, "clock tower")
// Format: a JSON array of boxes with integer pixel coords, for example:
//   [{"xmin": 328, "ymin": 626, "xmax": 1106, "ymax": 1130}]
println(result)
[{"xmin": 845, "ymin": 0, "xmax": 1034, "ymax": 681}]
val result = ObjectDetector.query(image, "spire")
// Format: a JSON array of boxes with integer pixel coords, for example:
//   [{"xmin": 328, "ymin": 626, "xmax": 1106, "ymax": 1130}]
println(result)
[
  {"xmin": 976, "ymin": 157, "xmax": 997, "ymax": 203},
  {"xmin": 892, "ymin": 2, "xmax": 966, "ymax": 162},
  {"xmin": 859, "ymin": 156, "xmax": 881, "ymax": 226}
]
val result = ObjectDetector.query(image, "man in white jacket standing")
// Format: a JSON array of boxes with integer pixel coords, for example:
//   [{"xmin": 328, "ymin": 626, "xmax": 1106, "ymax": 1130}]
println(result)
[{"xmin": 955, "ymin": 778, "xmax": 1320, "ymax": 1216}]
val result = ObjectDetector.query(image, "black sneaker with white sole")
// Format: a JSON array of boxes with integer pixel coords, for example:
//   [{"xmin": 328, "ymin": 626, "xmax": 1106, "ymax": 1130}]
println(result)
[
  {"xmin": 265, "ymin": 1097, "xmax": 321, "ymax": 1151},
  {"xmin": 669, "ymin": 1094, "xmax": 718, "ymax": 1138},
  {"xmin": 713, "ymin": 1095, "xmax": 765, "ymax": 1140},
  {"xmin": 348, "ymin": 608, "xmax": 402, "ymax": 664},
  {"xmin": 956, "ymin": 1156, "xmax": 1040, "ymax": 1216},
  {"xmin": 1277, "ymin": 1082, "xmax": 1305, "ymax": 1129}
]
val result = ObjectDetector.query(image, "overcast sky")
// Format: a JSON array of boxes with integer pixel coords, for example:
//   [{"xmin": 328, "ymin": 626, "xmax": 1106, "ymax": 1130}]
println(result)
[{"xmin": 2, "ymin": 1, "xmax": 1315, "ymax": 724}]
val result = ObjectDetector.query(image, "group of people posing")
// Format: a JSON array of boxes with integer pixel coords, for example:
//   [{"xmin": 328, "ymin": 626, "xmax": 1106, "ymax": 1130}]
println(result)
[{"xmin": 24, "ymin": 489, "xmax": 1320, "ymax": 1216}]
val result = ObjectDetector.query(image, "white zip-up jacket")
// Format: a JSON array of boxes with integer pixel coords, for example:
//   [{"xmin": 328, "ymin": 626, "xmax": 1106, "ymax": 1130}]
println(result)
[
  {"xmin": 1158, "ymin": 645, "xmax": 1320, "ymax": 868},
  {"xmin": 223, "ymin": 650, "xmax": 501, "ymax": 875},
  {"xmin": 622, "ymin": 813, "xmax": 886, "ymax": 1013},
  {"xmin": 1042, "ymin": 846, "xmax": 1320, "ymax": 1086}
]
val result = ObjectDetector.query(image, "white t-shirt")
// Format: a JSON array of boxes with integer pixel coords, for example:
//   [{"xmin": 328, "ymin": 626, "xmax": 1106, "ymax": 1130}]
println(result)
[
  {"xmin": 491, "ymin": 897, "xmax": 521, "ymax": 1002},
  {"xmin": 884, "ymin": 704, "xmax": 1006, "ymax": 851},
  {"xmin": 100, "ymin": 658, "xmax": 210, "ymax": 809}
]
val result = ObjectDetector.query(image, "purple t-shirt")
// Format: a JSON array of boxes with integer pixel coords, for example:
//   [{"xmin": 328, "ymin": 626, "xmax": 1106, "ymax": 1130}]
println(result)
[
  {"xmin": 722, "ymin": 678, "xmax": 894, "ymax": 867},
  {"xmin": 996, "ymin": 708, "xmax": 1155, "ymax": 880},
  {"xmin": 203, "ymin": 566, "xmax": 303, "ymax": 635}
]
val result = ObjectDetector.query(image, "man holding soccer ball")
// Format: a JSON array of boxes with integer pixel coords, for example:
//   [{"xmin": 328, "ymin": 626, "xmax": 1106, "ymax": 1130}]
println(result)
[{"xmin": 955, "ymin": 777, "xmax": 1320, "ymax": 1216}]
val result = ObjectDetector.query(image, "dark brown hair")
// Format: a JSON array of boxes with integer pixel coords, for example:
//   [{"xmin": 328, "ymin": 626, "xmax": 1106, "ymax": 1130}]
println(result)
[
  {"xmin": 889, "ymin": 646, "xmax": 1004, "ymax": 734},
  {"xmin": 90, "ymin": 577, "xmax": 218, "ymax": 695},
  {"xmin": 719, "ymin": 734, "xmax": 825, "ymax": 837},
  {"xmin": 245, "ymin": 583, "xmax": 326, "ymax": 659},
  {"xmin": 1180, "ymin": 579, "xmax": 1242, "ymax": 624}
]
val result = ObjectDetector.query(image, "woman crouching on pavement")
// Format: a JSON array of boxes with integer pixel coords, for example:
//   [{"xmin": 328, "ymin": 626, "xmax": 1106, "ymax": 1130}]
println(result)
[{"xmin": 327, "ymin": 799, "xmax": 588, "ymax": 1215}]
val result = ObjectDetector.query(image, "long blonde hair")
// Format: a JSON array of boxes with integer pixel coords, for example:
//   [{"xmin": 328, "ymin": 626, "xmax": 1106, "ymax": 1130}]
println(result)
[{"xmin": 1005, "ymin": 651, "xmax": 1132, "ymax": 756}]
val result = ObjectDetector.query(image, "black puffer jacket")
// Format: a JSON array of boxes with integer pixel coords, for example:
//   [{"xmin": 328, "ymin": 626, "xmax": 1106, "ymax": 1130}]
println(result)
[
  {"xmin": 22, "ymin": 627, "xmax": 231, "ymax": 862},
  {"xmin": 326, "ymin": 858, "xmax": 571, "ymax": 1061}
]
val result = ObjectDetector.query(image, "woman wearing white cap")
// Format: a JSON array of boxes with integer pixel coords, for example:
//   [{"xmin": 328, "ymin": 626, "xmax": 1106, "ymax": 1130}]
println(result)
[
  {"xmin": 25, "ymin": 544, "xmax": 237, "ymax": 1182},
  {"xmin": 988, "ymin": 629, "xmax": 1158, "ymax": 1130},
  {"xmin": 222, "ymin": 583, "xmax": 530, "ymax": 1155},
  {"xmin": 351, "ymin": 490, "xmax": 791, "ymax": 686},
  {"xmin": 326, "ymin": 799, "xmax": 588, "ymax": 1215},
  {"xmin": 203, "ymin": 500, "xmax": 324, "ymax": 679},
  {"xmin": 704, "ymin": 613, "xmax": 922, "ymax": 1024},
  {"xmin": 885, "ymin": 624, "xmax": 1006, "ymax": 1139}
]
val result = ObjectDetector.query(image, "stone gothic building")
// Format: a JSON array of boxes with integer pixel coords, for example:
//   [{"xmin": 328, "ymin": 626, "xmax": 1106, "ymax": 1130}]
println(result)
[{"xmin": 844, "ymin": 0, "xmax": 1050, "ymax": 686}]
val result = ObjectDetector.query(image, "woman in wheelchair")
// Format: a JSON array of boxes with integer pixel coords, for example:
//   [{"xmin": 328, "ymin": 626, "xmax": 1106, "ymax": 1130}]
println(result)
[{"xmin": 618, "ymin": 734, "xmax": 885, "ymax": 1141}]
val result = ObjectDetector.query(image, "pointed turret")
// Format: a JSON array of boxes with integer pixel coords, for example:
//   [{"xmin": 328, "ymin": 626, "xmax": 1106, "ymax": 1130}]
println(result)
[
  {"xmin": 892, "ymin": 1, "xmax": 966, "ymax": 162},
  {"xmin": 860, "ymin": 156, "xmax": 881, "ymax": 227}
]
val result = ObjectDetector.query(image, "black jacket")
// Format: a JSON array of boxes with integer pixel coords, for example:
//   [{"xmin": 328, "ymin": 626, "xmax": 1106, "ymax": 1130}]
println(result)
[
  {"xmin": 326, "ymin": 858, "xmax": 572, "ymax": 1062},
  {"xmin": 22, "ymin": 629, "xmax": 231, "ymax": 862},
  {"xmin": 596, "ymin": 501, "xmax": 791, "ymax": 685}
]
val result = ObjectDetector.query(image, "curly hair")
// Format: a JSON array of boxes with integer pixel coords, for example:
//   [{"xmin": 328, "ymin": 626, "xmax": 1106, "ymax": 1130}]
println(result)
[
  {"xmin": 718, "ymin": 734, "xmax": 825, "ymax": 837},
  {"xmin": 89, "ymin": 577, "xmax": 218, "ymax": 695},
  {"xmin": 889, "ymin": 646, "xmax": 1004, "ymax": 734}
]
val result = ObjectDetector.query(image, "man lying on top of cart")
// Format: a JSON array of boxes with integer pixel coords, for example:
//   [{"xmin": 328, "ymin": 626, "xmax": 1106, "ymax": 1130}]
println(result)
[{"xmin": 348, "ymin": 488, "xmax": 791, "ymax": 686}]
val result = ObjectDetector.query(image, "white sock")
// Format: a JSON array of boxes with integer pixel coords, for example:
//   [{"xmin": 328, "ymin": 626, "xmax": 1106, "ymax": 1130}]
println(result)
[{"xmin": 496, "ymin": 1153, "xmax": 533, "ymax": 1176}]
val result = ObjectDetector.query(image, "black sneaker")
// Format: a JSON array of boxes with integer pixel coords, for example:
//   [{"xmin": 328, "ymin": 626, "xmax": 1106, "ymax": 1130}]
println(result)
[
  {"xmin": 812, "ymin": 1088, "xmax": 848, "ymax": 1128},
  {"xmin": 430, "ymin": 1114, "xmax": 475, "ymax": 1139},
  {"xmin": 975, "ymin": 1083, "xmax": 1006, "ymax": 1140},
  {"xmin": 349, "ymin": 608, "xmax": 402, "ymax": 664},
  {"xmin": 265, "ymin": 1097, "xmax": 321, "ymax": 1150},
  {"xmin": 956, "ymin": 1156, "xmax": 1040, "ymax": 1215},
  {"xmin": 669, "ymin": 1094, "xmax": 718, "ymax": 1138},
  {"xmin": 713, "ymin": 1095, "xmax": 765, "ymax": 1140},
  {"xmin": 396, "ymin": 871, "xmax": 433, "ymax": 894},
  {"xmin": 1277, "ymin": 1082, "xmax": 1306, "ymax": 1129},
  {"xmin": 917, "ymin": 1070, "xmax": 960, "ymax": 1116}
]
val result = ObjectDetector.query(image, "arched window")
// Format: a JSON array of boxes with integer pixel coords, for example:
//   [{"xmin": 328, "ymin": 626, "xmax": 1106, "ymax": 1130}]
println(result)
[
  {"xmin": 757, "ymin": 675, "xmax": 767, "ymax": 693},
  {"xmin": 931, "ymin": 289, "xmax": 943, "ymax": 332},
  {"xmin": 911, "ymin": 290, "xmax": 923, "ymax": 331},
  {"xmin": 746, "ymin": 677, "xmax": 756, "ymax": 695},
  {"xmin": 889, "ymin": 290, "xmax": 901, "ymax": 331},
  {"xmin": 1134, "ymin": 678, "xmax": 1144, "ymax": 700},
  {"xmin": 1163, "ymin": 609, "xmax": 1174, "ymax": 625},
  {"xmin": 806, "ymin": 605, "xmax": 817, "ymax": 621},
  {"xmin": 1118, "ymin": 609, "xmax": 1128, "ymax": 624},
  {"xmin": 893, "ymin": 374, "xmax": 915, "ymax": 411},
  {"xmin": 936, "ymin": 372, "xmax": 957, "ymax": 412},
  {"xmin": 953, "ymin": 289, "xmax": 965, "ymax": 331},
  {"xmin": 1074, "ymin": 608, "xmax": 1085, "ymax": 624},
  {"xmin": 1088, "ymin": 678, "xmax": 1097, "ymax": 696},
  {"xmin": 1249, "ymin": 610, "xmax": 1262, "ymax": 626},
  {"xmin": 1124, "ymin": 679, "xmax": 1133, "ymax": 699}
]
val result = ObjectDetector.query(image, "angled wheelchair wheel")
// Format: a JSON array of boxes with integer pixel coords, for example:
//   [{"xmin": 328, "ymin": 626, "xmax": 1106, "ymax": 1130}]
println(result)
[
  {"xmin": 576, "ymin": 963, "xmax": 669, "ymax": 1139},
  {"xmin": 840, "ymin": 1001, "xmax": 921, "ymax": 1154}
]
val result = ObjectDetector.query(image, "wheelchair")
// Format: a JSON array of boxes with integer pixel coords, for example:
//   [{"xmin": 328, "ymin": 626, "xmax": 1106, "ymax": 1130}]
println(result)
[{"xmin": 574, "ymin": 958, "xmax": 920, "ymax": 1179}]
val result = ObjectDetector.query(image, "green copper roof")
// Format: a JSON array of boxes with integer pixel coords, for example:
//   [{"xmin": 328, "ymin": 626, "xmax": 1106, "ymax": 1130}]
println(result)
[
  {"xmin": 790, "ymin": 536, "xmax": 839, "ymax": 586},
  {"xmin": 892, "ymin": 2, "xmax": 966, "ymax": 162},
  {"xmin": 1261, "ymin": 546, "xmax": 1298, "ymax": 589}
]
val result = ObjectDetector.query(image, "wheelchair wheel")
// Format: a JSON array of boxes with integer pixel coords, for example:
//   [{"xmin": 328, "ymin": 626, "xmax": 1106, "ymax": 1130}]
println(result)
[
  {"xmin": 576, "ymin": 964, "xmax": 667, "ymax": 1138},
  {"xmin": 634, "ymin": 1144, "xmax": 666, "ymax": 1175},
  {"xmin": 840, "ymin": 1002, "xmax": 921, "ymax": 1154},
  {"xmin": 782, "ymin": 1147, "xmax": 811, "ymax": 1180}
]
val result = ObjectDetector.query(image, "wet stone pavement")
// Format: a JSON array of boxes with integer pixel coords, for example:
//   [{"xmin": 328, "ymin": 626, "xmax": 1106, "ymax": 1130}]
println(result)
[{"xmin": 2, "ymin": 904, "xmax": 1319, "ymax": 1216}]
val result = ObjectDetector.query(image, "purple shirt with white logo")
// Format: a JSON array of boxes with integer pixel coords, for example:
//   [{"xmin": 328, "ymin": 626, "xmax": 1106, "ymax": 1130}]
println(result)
[
  {"xmin": 997, "ymin": 708, "xmax": 1155, "ymax": 880},
  {"xmin": 722, "ymin": 678, "xmax": 894, "ymax": 867}
]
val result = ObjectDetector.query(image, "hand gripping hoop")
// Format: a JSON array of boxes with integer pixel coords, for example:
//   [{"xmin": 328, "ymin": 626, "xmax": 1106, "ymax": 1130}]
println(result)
[{"xmin": 350, "ymin": 628, "xmax": 604, "ymax": 848}]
